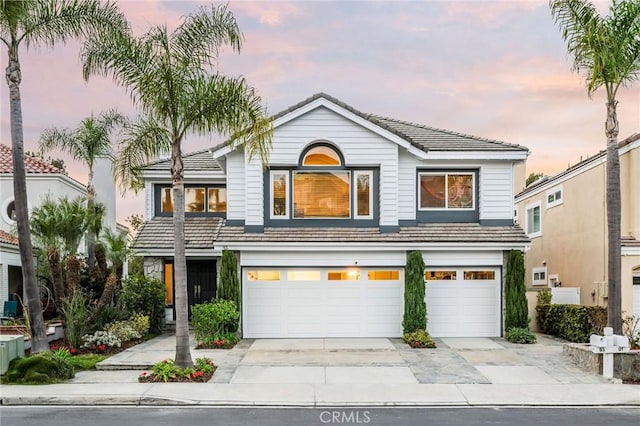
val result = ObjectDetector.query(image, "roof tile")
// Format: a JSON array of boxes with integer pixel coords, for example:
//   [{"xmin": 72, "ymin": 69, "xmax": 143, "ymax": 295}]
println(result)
[{"xmin": 0, "ymin": 144, "xmax": 65, "ymax": 174}]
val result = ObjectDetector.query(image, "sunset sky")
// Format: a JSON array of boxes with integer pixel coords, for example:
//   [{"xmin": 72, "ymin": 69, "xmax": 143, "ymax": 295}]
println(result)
[{"xmin": 1, "ymin": 0, "xmax": 638, "ymax": 224}]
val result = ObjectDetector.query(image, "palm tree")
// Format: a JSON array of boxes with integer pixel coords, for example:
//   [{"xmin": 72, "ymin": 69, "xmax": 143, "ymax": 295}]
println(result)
[
  {"xmin": 81, "ymin": 4, "xmax": 272, "ymax": 367},
  {"xmin": 551, "ymin": 0, "xmax": 640, "ymax": 333},
  {"xmin": 0, "ymin": 0, "xmax": 128, "ymax": 353},
  {"xmin": 57, "ymin": 196, "xmax": 91, "ymax": 296},
  {"xmin": 30, "ymin": 196, "xmax": 65, "ymax": 306},
  {"xmin": 87, "ymin": 227, "xmax": 128, "ymax": 326},
  {"xmin": 40, "ymin": 109, "xmax": 126, "ymax": 269}
]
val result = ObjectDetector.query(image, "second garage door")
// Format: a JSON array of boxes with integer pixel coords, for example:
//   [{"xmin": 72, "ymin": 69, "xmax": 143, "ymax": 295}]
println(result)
[
  {"xmin": 243, "ymin": 268, "xmax": 403, "ymax": 338},
  {"xmin": 425, "ymin": 267, "xmax": 501, "ymax": 337}
]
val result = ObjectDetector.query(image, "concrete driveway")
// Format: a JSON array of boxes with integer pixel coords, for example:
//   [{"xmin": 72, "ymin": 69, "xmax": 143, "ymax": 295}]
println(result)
[{"xmin": 94, "ymin": 334, "xmax": 609, "ymax": 386}]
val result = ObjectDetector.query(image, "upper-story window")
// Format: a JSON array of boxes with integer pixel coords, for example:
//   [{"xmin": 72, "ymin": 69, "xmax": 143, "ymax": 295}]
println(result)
[
  {"xmin": 157, "ymin": 185, "xmax": 226, "ymax": 216},
  {"xmin": 418, "ymin": 172, "xmax": 474, "ymax": 210},
  {"xmin": 267, "ymin": 142, "xmax": 376, "ymax": 224},
  {"xmin": 546, "ymin": 185, "xmax": 563, "ymax": 209},
  {"xmin": 525, "ymin": 201, "xmax": 541, "ymax": 237}
]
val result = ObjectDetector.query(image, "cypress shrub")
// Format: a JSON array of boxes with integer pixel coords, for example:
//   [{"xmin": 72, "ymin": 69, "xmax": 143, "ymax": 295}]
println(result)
[
  {"xmin": 217, "ymin": 250, "xmax": 240, "ymax": 310},
  {"xmin": 403, "ymin": 251, "xmax": 426, "ymax": 333},
  {"xmin": 505, "ymin": 250, "xmax": 528, "ymax": 330}
]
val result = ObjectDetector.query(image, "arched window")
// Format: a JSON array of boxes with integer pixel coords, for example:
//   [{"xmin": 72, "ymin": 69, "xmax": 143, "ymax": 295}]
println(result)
[{"xmin": 301, "ymin": 145, "xmax": 342, "ymax": 166}]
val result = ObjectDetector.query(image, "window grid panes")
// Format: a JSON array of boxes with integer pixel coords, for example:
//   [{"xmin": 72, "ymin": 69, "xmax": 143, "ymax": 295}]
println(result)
[
  {"xmin": 160, "ymin": 186, "xmax": 226, "ymax": 214},
  {"xmin": 287, "ymin": 270, "xmax": 321, "ymax": 281},
  {"xmin": 355, "ymin": 171, "xmax": 372, "ymax": 219},
  {"xmin": 464, "ymin": 270, "xmax": 495, "ymax": 280},
  {"xmin": 208, "ymin": 188, "xmax": 227, "ymax": 213},
  {"xmin": 328, "ymin": 270, "xmax": 361, "ymax": 281},
  {"xmin": 419, "ymin": 173, "xmax": 474, "ymax": 210},
  {"xmin": 425, "ymin": 271, "xmax": 457, "ymax": 280},
  {"xmin": 526, "ymin": 204, "xmax": 541, "ymax": 235},
  {"xmin": 247, "ymin": 271, "xmax": 281, "ymax": 281},
  {"xmin": 293, "ymin": 171, "xmax": 350, "ymax": 218},
  {"xmin": 367, "ymin": 270, "xmax": 400, "ymax": 280},
  {"xmin": 271, "ymin": 172, "xmax": 288, "ymax": 218}
]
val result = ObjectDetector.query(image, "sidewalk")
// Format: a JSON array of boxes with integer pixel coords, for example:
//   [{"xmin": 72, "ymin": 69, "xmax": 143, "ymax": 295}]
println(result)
[{"xmin": 1, "ymin": 334, "xmax": 638, "ymax": 406}]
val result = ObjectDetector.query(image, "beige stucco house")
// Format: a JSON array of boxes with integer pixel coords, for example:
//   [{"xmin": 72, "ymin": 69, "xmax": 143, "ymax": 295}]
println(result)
[{"xmin": 515, "ymin": 134, "xmax": 640, "ymax": 328}]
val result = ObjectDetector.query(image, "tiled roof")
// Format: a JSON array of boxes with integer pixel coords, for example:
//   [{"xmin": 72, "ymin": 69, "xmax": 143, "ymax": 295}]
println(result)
[
  {"xmin": 217, "ymin": 223, "xmax": 529, "ymax": 244},
  {"xmin": 144, "ymin": 149, "xmax": 223, "ymax": 172},
  {"xmin": 131, "ymin": 216, "xmax": 223, "ymax": 250},
  {"xmin": 0, "ymin": 230, "xmax": 18, "ymax": 246},
  {"xmin": 0, "ymin": 144, "xmax": 65, "ymax": 174},
  {"xmin": 216, "ymin": 93, "xmax": 528, "ymax": 154},
  {"xmin": 517, "ymin": 133, "xmax": 640, "ymax": 198}
]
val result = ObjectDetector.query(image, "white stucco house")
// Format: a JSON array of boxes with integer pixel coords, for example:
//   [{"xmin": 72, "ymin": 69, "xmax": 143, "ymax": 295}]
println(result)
[
  {"xmin": 132, "ymin": 93, "xmax": 530, "ymax": 338},
  {"xmin": 0, "ymin": 144, "xmax": 123, "ymax": 307}
]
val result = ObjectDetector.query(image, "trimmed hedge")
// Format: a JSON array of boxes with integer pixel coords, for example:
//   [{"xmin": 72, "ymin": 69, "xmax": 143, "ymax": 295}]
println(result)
[{"xmin": 536, "ymin": 304, "xmax": 607, "ymax": 343}]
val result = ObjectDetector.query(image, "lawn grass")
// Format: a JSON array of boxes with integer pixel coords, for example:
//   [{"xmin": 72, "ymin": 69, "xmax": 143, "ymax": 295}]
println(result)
[{"xmin": 68, "ymin": 354, "xmax": 107, "ymax": 370}]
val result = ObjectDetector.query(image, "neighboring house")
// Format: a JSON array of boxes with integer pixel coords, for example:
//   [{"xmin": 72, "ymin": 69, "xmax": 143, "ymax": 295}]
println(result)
[
  {"xmin": 514, "ymin": 134, "xmax": 640, "ymax": 326},
  {"xmin": 133, "ymin": 93, "xmax": 530, "ymax": 338},
  {"xmin": 0, "ymin": 144, "xmax": 123, "ymax": 306}
]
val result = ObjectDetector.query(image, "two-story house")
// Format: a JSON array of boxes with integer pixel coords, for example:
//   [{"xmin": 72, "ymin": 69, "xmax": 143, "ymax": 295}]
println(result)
[
  {"xmin": 515, "ymin": 134, "xmax": 640, "ymax": 326},
  {"xmin": 133, "ymin": 93, "xmax": 530, "ymax": 338}
]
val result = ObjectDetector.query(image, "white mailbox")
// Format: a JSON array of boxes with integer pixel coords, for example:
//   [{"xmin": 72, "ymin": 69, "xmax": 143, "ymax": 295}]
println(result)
[{"xmin": 589, "ymin": 327, "xmax": 630, "ymax": 378}]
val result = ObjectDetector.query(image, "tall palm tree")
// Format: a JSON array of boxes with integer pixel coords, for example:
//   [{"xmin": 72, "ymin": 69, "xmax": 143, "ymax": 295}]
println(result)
[
  {"xmin": 81, "ymin": 4, "xmax": 272, "ymax": 367},
  {"xmin": 551, "ymin": 0, "xmax": 640, "ymax": 333},
  {"xmin": 0, "ymin": 0, "xmax": 128, "ymax": 353},
  {"xmin": 57, "ymin": 196, "xmax": 91, "ymax": 296},
  {"xmin": 40, "ymin": 109, "xmax": 125, "ymax": 269}
]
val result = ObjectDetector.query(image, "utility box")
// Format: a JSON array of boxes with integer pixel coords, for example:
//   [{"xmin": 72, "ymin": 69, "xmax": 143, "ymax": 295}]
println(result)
[{"xmin": 0, "ymin": 334, "xmax": 25, "ymax": 375}]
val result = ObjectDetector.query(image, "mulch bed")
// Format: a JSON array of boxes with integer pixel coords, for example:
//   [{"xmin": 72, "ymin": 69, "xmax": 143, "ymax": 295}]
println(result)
[
  {"xmin": 26, "ymin": 338, "xmax": 144, "ymax": 357},
  {"xmin": 195, "ymin": 342, "xmax": 237, "ymax": 350}
]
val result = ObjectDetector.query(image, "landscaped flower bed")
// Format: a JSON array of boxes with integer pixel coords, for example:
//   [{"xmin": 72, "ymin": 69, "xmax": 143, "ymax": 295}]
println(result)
[
  {"xmin": 195, "ymin": 335, "xmax": 238, "ymax": 349},
  {"xmin": 138, "ymin": 357, "xmax": 216, "ymax": 383},
  {"xmin": 403, "ymin": 329, "xmax": 437, "ymax": 349}
]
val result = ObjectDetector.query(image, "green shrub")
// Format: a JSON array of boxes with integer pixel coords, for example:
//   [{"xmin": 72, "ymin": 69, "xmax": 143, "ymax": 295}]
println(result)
[
  {"xmin": 536, "ymin": 289, "xmax": 552, "ymax": 305},
  {"xmin": 81, "ymin": 330, "xmax": 122, "ymax": 348},
  {"xmin": 505, "ymin": 250, "xmax": 528, "ymax": 330},
  {"xmin": 197, "ymin": 331, "xmax": 239, "ymax": 349},
  {"xmin": 217, "ymin": 250, "xmax": 240, "ymax": 309},
  {"xmin": 5, "ymin": 352, "xmax": 74, "ymax": 384},
  {"xmin": 403, "ymin": 329, "xmax": 436, "ymax": 348},
  {"xmin": 88, "ymin": 302, "xmax": 128, "ymax": 333},
  {"xmin": 191, "ymin": 299, "xmax": 239, "ymax": 342},
  {"xmin": 105, "ymin": 321, "xmax": 141, "ymax": 342},
  {"xmin": 120, "ymin": 274, "xmax": 165, "ymax": 333},
  {"xmin": 151, "ymin": 359, "xmax": 180, "ymax": 382},
  {"xmin": 403, "ymin": 251, "xmax": 426, "ymax": 333},
  {"xmin": 62, "ymin": 291, "xmax": 89, "ymax": 349},
  {"xmin": 505, "ymin": 327, "xmax": 537, "ymax": 344},
  {"xmin": 536, "ymin": 304, "xmax": 607, "ymax": 342},
  {"xmin": 139, "ymin": 357, "xmax": 216, "ymax": 383}
]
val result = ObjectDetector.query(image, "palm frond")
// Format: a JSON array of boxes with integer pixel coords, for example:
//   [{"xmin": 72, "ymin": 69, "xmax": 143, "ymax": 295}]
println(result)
[
  {"xmin": 114, "ymin": 116, "xmax": 172, "ymax": 192},
  {"xmin": 172, "ymin": 3, "xmax": 243, "ymax": 69},
  {"xmin": 0, "ymin": 0, "xmax": 29, "ymax": 46},
  {"xmin": 19, "ymin": 0, "xmax": 128, "ymax": 50},
  {"xmin": 181, "ymin": 74, "xmax": 272, "ymax": 164},
  {"xmin": 608, "ymin": 0, "xmax": 640, "ymax": 92}
]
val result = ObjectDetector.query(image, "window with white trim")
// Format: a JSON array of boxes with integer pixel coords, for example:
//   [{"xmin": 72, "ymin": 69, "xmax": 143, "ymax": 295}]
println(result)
[
  {"xmin": 532, "ymin": 267, "xmax": 547, "ymax": 286},
  {"xmin": 418, "ymin": 172, "xmax": 474, "ymax": 210},
  {"xmin": 354, "ymin": 170, "xmax": 373, "ymax": 219},
  {"xmin": 270, "ymin": 171, "xmax": 289, "ymax": 219},
  {"xmin": 525, "ymin": 202, "xmax": 542, "ymax": 237},
  {"xmin": 546, "ymin": 186, "xmax": 563, "ymax": 208}
]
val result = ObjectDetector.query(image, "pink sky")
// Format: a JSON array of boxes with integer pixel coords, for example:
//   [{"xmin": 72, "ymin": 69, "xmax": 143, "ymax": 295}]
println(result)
[{"xmin": 1, "ymin": 0, "xmax": 638, "ymax": 225}]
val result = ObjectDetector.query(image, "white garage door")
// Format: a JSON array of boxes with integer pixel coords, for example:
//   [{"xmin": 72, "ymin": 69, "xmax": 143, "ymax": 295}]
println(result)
[
  {"xmin": 425, "ymin": 268, "xmax": 501, "ymax": 337},
  {"xmin": 243, "ymin": 268, "xmax": 403, "ymax": 338}
]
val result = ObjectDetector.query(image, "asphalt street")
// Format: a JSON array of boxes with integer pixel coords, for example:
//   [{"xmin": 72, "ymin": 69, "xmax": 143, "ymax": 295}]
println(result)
[{"xmin": 2, "ymin": 406, "xmax": 640, "ymax": 426}]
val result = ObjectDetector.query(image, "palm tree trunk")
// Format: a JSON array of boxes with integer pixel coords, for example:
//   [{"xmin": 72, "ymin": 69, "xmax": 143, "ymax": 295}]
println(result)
[
  {"xmin": 48, "ymin": 248, "xmax": 65, "ymax": 306},
  {"xmin": 66, "ymin": 255, "xmax": 82, "ymax": 298},
  {"xmin": 87, "ymin": 175, "xmax": 96, "ymax": 269},
  {"xmin": 172, "ymin": 143, "xmax": 193, "ymax": 368},
  {"xmin": 6, "ymin": 46, "xmax": 49, "ymax": 353},
  {"xmin": 86, "ymin": 271, "xmax": 117, "ymax": 326},
  {"xmin": 605, "ymin": 100, "xmax": 622, "ymax": 333}
]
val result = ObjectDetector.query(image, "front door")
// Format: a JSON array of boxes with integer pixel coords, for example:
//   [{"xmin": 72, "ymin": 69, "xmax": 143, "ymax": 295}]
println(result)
[{"xmin": 187, "ymin": 260, "xmax": 217, "ymax": 310}]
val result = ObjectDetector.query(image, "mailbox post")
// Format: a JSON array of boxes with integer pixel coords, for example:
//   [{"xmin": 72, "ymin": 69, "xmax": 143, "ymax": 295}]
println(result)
[{"xmin": 589, "ymin": 327, "xmax": 630, "ymax": 378}]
